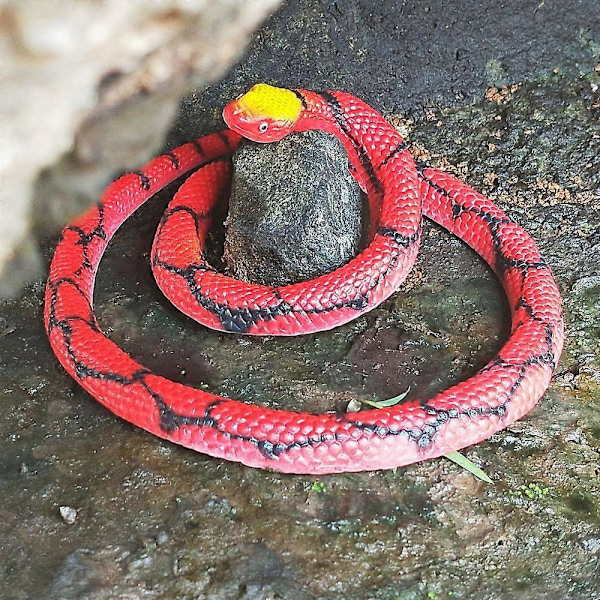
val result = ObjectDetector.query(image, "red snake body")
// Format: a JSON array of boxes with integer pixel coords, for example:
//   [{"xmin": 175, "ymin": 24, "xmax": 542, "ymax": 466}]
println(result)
[{"xmin": 45, "ymin": 88, "xmax": 564, "ymax": 474}]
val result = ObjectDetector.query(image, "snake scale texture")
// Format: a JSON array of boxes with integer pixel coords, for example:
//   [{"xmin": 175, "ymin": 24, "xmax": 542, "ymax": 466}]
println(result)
[{"xmin": 45, "ymin": 85, "xmax": 564, "ymax": 474}]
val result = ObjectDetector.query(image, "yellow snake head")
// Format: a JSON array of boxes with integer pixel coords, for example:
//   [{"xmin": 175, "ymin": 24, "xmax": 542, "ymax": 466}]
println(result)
[{"xmin": 223, "ymin": 83, "xmax": 303, "ymax": 143}]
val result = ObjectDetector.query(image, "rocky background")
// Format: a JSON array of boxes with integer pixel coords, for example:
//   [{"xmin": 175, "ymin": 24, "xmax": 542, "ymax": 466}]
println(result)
[
  {"xmin": 0, "ymin": 1, "xmax": 599, "ymax": 599},
  {"xmin": 0, "ymin": 0, "xmax": 281, "ymax": 296}
]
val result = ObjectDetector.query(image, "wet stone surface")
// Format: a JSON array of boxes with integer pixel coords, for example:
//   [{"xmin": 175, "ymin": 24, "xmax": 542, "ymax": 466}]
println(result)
[
  {"xmin": 2, "ymin": 1, "xmax": 600, "ymax": 598},
  {"xmin": 225, "ymin": 130, "xmax": 364, "ymax": 286}
]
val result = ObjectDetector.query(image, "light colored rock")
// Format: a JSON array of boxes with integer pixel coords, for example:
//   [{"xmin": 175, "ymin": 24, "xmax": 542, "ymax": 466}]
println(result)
[
  {"xmin": 59, "ymin": 505, "xmax": 78, "ymax": 525},
  {"xmin": 0, "ymin": 0, "xmax": 281, "ymax": 296}
]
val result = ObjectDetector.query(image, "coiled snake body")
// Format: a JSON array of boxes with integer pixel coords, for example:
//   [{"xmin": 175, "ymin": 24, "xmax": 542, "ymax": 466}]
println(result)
[{"xmin": 45, "ymin": 85, "xmax": 564, "ymax": 473}]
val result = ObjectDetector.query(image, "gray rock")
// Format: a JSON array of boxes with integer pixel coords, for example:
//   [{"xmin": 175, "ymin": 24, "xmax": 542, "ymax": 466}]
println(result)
[
  {"xmin": 207, "ymin": 543, "xmax": 311, "ymax": 600},
  {"xmin": 224, "ymin": 130, "xmax": 365, "ymax": 286}
]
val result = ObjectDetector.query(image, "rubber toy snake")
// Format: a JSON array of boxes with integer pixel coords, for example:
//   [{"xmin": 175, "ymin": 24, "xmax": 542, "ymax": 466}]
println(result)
[{"xmin": 45, "ymin": 84, "xmax": 564, "ymax": 474}]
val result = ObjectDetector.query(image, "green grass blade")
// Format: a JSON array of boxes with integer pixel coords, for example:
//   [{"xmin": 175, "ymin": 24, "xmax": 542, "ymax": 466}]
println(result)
[
  {"xmin": 444, "ymin": 451, "xmax": 493, "ymax": 484},
  {"xmin": 359, "ymin": 388, "xmax": 411, "ymax": 409}
]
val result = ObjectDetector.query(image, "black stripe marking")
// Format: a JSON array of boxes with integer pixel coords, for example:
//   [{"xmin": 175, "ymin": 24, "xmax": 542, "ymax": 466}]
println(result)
[
  {"xmin": 292, "ymin": 89, "xmax": 308, "ymax": 110},
  {"xmin": 63, "ymin": 209, "xmax": 107, "ymax": 276},
  {"xmin": 191, "ymin": 139, "xmax": 205, "ymax": 156},
  {"xmin": 134, "ymin": 171, "xmax": 151, "ymax": 191},
  {"xmin": 318, "ymin": 91, "xmax": 383, "ymax": 196},
  {"xmin": 158, "ymin": 205, "xmax": 205, "ymax": 238},
  {"xmin": 153, "ymin": 258, "xmax": 217, "ymax": 277},
  {"xmin": 380, "ymin": 142, "xmax": 408, "ymax": 167},
  {"xmin": 217, "ymin": 130, "xmax": 231, "ymax": 147},
  {"xmin": 377, "ymin": 226, "xmax": 420, "ymax": 248},
  {"xmin": 46, "ymin": 277, "xmax": 96, "ymax": 335},
  {"xmin": 165, "ymin": 151, "xmax": 180, "ymax": 170},
  {"xmin": 416, "ymin": 163, "xmax": 549, "ymax": 276}
]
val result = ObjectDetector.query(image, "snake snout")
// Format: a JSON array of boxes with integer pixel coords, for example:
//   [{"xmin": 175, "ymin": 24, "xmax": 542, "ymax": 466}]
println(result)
[
  {"xmin": 222, "ymin": 103, "xmax": 291, "ymax": 143},
  {"xmin": 223, "ymin": 83, "xmax": 303, "ymax": 143}
]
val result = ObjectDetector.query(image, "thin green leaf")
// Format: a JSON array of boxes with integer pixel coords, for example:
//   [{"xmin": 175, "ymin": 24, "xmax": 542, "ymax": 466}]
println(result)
[
  {"xmin": 359, "ymin": 388, "xmax": 411, "ymax": 409},
  {"xmin": 444, "ymin": 451, "xmax": 493, "ymax": 484}
]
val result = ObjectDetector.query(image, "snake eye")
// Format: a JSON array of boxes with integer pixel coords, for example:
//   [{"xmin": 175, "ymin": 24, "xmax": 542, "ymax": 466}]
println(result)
[{"xmin": 259, "ymin": 122, "xmax": 269, "ymax": 133}]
